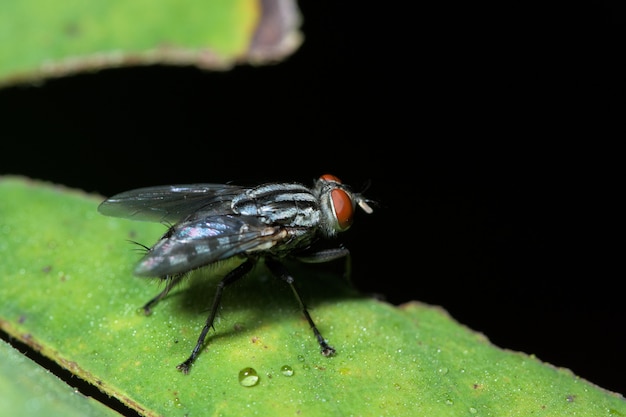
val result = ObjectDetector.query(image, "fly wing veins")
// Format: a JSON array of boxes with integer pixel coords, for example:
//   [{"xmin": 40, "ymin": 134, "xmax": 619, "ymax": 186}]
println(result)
[{"xmin": 98, "ymin": 184, "xmax": 246, "ymax": 223}]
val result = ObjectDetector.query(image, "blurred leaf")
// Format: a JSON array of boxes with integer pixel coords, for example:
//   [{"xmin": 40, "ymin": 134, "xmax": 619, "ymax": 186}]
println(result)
[
  {"xmin": 0, "ymin": 0, "xmax": 301, "ymax": 87},
  {"xmin": 1, "ymin": 176, "xmax": 625, "ymax": 417},
  {"xmin": 0, "ymin": 339, "xmax": 122, "ymax": 417}
]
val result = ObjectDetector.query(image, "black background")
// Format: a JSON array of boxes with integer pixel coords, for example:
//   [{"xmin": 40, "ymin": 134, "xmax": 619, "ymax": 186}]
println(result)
[{"xmin": 1, "ymin": 1, "xmax": 623, "ymax": 396}]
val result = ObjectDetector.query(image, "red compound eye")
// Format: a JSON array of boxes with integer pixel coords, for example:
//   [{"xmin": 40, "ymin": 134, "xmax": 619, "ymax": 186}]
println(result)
[
  {"xmin": 330, "ymin": 188, "xmax": 354, "ymax": 231},
  {"xmin": 320, "ymin": 174, "xmax": 342, "ymax": 184}
]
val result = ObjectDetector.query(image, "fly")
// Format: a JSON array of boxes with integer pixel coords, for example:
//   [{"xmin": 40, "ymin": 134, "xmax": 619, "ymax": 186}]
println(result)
[{"xmin": 98, "ymin": 174, "xmax": 373, "ymax": 373}]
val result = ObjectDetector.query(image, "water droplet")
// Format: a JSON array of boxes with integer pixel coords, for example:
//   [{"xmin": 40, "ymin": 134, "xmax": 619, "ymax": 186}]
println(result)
[
  {"xmin": 238, "ymin": 367, "xmax": 260, "ymax": 387},
  {"xmin": 445, "ymin": 399, "xmax": 454, "ymax": 405},
  {"xmin": 297, "ymin": 355, "xmax": 305, "ymax": 362},
  {"xmin": 438, "ymin": 367, "xmax": 449, "ymax": 375},
  {"xmin": 280, "ymin": 365, "xmax": 294, "ymax": 376},
  {"xmin": 469, "ymin": 407, "xmax": 477, "ymax": 414}
]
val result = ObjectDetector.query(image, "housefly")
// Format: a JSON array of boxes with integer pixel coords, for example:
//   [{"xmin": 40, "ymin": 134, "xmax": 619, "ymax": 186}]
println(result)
[{"xmin": 98, "ymin": 174, "xmax": 373, "ymax": 373}]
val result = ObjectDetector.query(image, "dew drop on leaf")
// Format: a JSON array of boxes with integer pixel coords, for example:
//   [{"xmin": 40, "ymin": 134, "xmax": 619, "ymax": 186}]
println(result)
[
  {"xmin": 238, "ymin": 367, "xmax": 260, "ymax": 387},
  {"xmin": 280, "ymin": 365, "xmax": 294, "ymax": 376}
]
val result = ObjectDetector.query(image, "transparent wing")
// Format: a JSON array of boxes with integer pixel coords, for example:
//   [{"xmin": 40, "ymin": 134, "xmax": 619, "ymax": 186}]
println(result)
[
  {"xmin": 98, "ymin": 184, "xmax": 246, "ymax": 223},
  {"xmin": 134, "ymin": 215, "xmax": 285, "ymax": 277}
]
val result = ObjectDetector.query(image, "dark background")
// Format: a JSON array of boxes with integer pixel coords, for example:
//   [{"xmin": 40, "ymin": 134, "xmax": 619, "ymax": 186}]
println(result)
[{"xmin": 1, "ymin": 0, "xmax": 623, "ymax": 396}]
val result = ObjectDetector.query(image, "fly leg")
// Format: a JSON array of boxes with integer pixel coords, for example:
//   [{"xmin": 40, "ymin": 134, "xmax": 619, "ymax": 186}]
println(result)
[
  {"xmin": 295, "ymin": 247, "xmax": 352, "ymax": 282},
  {"xmin": 177, "ymin": 258, "xmax": 256, "ymax": 374},
  {"xmin": 264, "ymin": 257, "xmax": 336, "ymax": 357},
  {"xmin": 142, "ymin": 273, "xmax": 185, "ymax": 315}
]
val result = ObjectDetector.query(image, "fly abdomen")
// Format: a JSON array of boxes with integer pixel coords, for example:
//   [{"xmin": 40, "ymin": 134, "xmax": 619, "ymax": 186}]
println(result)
[{"xmin": 232, "ymin": 183, "xmax": 321, "ymax": 228}]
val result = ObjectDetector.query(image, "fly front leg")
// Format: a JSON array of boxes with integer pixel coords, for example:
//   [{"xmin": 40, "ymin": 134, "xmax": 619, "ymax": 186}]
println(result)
[
  {"xmin": 295, "ymin": 247, "xmax": 353, "ymax": 283},
  {"xmin": 264, "ymin": 257, "xmax": 336, "ymax": 357},
  {"xmin": 177, "ymin": 257, "xmax": 256, "ymax": 374}
]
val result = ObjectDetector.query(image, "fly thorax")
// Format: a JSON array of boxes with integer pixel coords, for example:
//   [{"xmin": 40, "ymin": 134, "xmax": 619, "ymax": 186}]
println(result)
[
  {"xmin": 231, "ymin": 183, "xmax": 322, "ymax": 228},
  {"xmin": 268, "ymin": 227, "xmax": 317, "ymax": 256}
]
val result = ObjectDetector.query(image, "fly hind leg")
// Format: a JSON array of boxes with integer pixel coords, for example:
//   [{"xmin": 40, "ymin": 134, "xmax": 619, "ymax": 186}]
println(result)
[{"xmin": 142, "ymin": 273, "xmax": 185, "ymax": 315}]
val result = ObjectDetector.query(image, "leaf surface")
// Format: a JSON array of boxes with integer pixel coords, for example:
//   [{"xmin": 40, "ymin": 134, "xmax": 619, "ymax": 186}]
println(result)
[
  {"xmin": 0, "ymin": 339, "xmax": 123, "ymax": 417},
  {"xmin": 1, "ymin": 176, "xmax": 625, "ymax": 416},
  {"xmin": 0, "ymin": 0, "xmax": 301, "ymax": 86}
]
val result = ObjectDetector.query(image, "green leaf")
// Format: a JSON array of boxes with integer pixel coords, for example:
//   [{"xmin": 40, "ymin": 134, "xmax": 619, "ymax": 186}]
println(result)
[
  {"xmin": 0, "ymin": 339, "xmax": 122, "ymax": 417},
  {"xmin": 1, "ymin": 175, "xmax": 625, "ymax": 416},
  {"xmin": 0, "ymin": 0, "xmax": 301, "ymax": 87}
]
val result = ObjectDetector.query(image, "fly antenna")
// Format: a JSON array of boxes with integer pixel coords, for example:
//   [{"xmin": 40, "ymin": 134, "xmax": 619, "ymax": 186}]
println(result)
[
  {"xmin": 356, "ymin": 195, "xmax": 374, "ymax": 214},
  {"xmin": 356, "ymin": 179, "xmax": 374, "ymax": 214}
]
